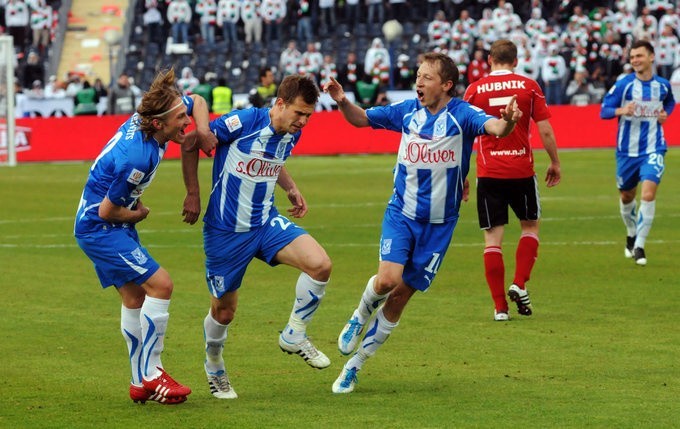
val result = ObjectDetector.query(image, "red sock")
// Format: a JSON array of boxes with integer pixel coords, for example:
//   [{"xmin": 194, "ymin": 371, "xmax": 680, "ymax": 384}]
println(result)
[
  {"xmin": 513, "ymin": 233, "xmax": 539, "ymax": 289},
  {"xmin": 484, "ymin": 246, "xmax": 507, "ymax": 312}
]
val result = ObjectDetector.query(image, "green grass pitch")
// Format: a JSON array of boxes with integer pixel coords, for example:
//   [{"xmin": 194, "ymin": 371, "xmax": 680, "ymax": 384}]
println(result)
[{"xmin": 1, "ymin": 149, "xmax": 679, "ymax": 428}]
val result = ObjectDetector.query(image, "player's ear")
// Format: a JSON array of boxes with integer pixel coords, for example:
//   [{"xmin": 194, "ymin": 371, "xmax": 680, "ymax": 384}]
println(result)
[{"xmin": 152, "ymin": 118, "xmax": 163, "ymax": 129}]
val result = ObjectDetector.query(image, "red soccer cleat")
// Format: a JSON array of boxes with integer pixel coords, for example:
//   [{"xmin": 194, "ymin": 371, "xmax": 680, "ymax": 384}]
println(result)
[
  {"xmin": 129, "ymin": 384, "xmax": 187, "ymax": 405},
  {"xmin": 142, "ymin": 367, "xmax": 192, "ymax": 399}
]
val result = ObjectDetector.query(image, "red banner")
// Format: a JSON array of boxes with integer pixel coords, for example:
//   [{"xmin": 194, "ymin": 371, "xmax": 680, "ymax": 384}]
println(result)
[{"xmin": 13, "ymin": 105, "xmax": 680, "ymax": 162}]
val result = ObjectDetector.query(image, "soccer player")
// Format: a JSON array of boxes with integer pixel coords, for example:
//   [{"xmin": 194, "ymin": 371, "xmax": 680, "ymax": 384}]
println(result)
[
  {"xmin": 181, "ymin": 74, "xmax": 332, "ymax": 400},
  {"xmin": 322, "ymin": 52, "xmax": 522, "ymax": 394},
  {"xmin": 74, "ymin": 68, "xmax": 217, "ymax": 404},
  {"xmin": 600, "ymin": 40, "xmax": 675, "ymax": 266},
  {"xmin": 464, "ymin": 39, "xmax": 561, "ymax": 321}
]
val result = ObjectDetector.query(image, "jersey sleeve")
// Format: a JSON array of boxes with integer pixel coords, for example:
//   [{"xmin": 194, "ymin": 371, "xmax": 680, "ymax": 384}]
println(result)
[
  {"xmin": 662, "ymin": 79, "xmax": 676, "ymax": 114},
  {"xmin": 600, "ymin": 79, "xmax": 625, "ymax": 119},
  {"xmin": 210, "ymin": 108, "xmax": 252, "ymax": 144},
  {"xmin": 182, "ymin": 95, "xmax": 194, "ymax": 116},
  {"xmin": 366, "ymin": 99, "xmax": 414, "ymax": 133},
  {"xmin": 460, "ymin": 101, "xmax": 495, "ymax": 137},
  {"xmin": 529, "ymin": 80, "xmax": 551, "ymax": 122}
]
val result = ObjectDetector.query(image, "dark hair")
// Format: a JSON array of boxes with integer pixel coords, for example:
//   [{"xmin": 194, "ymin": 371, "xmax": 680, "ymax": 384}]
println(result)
[
  {"xmin": 259, "ymin": 67, "xmax": 273, "ymax": 80},
  {"xmin": 277, "ymin": 74, "xmax": 320, "ymax": 105},
  {"xmin": 422, "ymin": 52, "xmax": 459, "ymax": 96},
  {"xmin": 489, "ymin": 39, "xmax": 517, "ymax": 65},
  {"xmin": 630, "ymin": 40, "xmax": 654, "ymax": 54},
  {"xmin": 136, "ymin": 68, "xmax": 182, "ymax": 137}
]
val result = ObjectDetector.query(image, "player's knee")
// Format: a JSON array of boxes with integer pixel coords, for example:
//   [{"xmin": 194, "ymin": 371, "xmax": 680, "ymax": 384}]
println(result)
[
  {"xmin": 374, "ymin": 274, "xmax": 399, "ymax": 295},
  {"xmin": 213, "ymin": 306, "xmax": 235, "ymax": 325},
  {"xmin": 306, "ymin": 254, "xmax": 332, "ymax": 282}
]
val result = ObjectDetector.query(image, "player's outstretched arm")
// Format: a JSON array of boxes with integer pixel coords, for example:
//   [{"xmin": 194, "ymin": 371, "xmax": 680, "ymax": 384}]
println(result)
[
  {"xmin": 188, "ymin": 94, "xmax": 217, "ymax": 157},
  {"xmin": 323, "ymin": 77, "xmax": 370, "ymax": 128},
  {"xmin": 485, "ymin": 95, "xmax": 521, "ymax": 137}
]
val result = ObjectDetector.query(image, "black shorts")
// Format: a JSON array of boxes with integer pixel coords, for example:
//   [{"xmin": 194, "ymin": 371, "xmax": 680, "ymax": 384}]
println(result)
[{"xmin": 476, "ymin": 176, "xmax": 541, "ymax": 229}]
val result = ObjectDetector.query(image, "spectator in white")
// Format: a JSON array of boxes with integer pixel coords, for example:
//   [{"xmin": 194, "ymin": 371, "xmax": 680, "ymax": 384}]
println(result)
[
  {"xmin": 633, "ymin": 7, "xmax": 658, "ymax": 41},
  {"xmin": 516, "ymin": 47, "xmax": 539, "ymax": 80},
  {"xmin": 301, "ymin": 42, "xmax": 323, "ymax": 76},
  {"xmin": 6, "ymin": 0, "xmax": 30, "ymax": 53},
  {"xmin": 658, "ymin": 5, "xmax": 680, "ymax": 36},
  {"xmin": 565, "ymin": 69, "xmax": 596, "ymax": 105},
  {"xmin": 569, "ymin": 5, "xmax": 590, "ymax": 33},
  {"xmin": 669, "ymin": 63, "xmax": 680, "ymax": 88},
  {"xmin": 600, "ymin": 31, "xmax": 625, "ymax": 87},
  {"xmin": 29, "ymin": 0, "xmax": 52, "ymax": 55},
  {"xmin": 241, "ymin": 0, "xmax": 262, "ymax": 45},
  {"xmin": 195, "ymin": 0, "xmax": 218, "ymax": 46},
  {"xmin": 178, "ymin": 66, "xmax": 200, "ymax": 94},
  {"xmin": 540, "ymin": 46, "xmax": 567, "ymax": 105},
  {"xmin": 217, "ymin": 0, "xmax": 240, "ymax": 45},
  {"xmin": 65, "ymin": 73, "xmax": 83, "ymax": 98},
  {"xmin": 279, "ymin": 40, "xmax": 302, "ymax": 77},
  {"xmin": 319, "ymin": 54, "xmax": 337, "ymax": 88},
  {"xmin": 524, "ymin": 7, "xmax": 546, "ymax": 40},
  {"xmin": 364, "ymin": 37, "xmax": 390, "ymax": 77},
  {"xmin": 28, "ymin": 79, "xmax": 44, "ymax": 99},
  {"xmin": 44, "ymin": 75, "xmax": 65, "ymax": 98},
  {"xmin": 427, "ymin": 10, "xmax": 451, "ymax": 49},
  {"xmin": 294, "ymin": 0, "xmax": 312, "ymax": 46},
  {"xmin": 167, "ymin": 0, "xmax": 192, "ymax": 44},
  {"xmin": 143, "ymin": 0, "xmax": 164, "ymax": 46},
  {"xmin": 646, "ymin": 0, "xmax": 673, "ymax": 18},
  {"xmin": 260, "ymin": 0, "xmax": 286, "ymax": 43},
  {"xmin": 613, "ymin": 1, "xmax": 636, "ymax": 41},
  {"xmin": 477, "ymin": 7, "xmax": 497, "ymax": 51},
  {"xmin": 366, "ymin": 0, "xmax": 385, "ymax": 30},
  {"xmin": 318, "ymin": 0, "xmax": 336, "ymax": 37},
  {"xmin": 452, "ymin": 9, "xmax": 476, "ymax": 39},
  {"xmin": 656, "ymin": 24, "xmax": 678, "ymax": 79}
]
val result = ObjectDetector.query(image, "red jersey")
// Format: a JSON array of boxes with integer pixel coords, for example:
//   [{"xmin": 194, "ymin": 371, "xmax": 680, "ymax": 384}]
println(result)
[{"xmin": 463, "ymin": 70, "xmax": 551, "ymax": 179}]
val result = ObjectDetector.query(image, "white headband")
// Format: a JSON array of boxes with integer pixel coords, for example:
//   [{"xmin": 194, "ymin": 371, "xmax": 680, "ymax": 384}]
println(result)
[{"xmin": 152, "ymin": 100, "xmax": 183, "ymax": 118}]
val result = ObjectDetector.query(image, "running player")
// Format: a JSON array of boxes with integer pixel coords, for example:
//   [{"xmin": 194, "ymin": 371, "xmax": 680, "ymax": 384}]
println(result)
[
  {"xmin": 600, "ymin": 39, "xmax": 675, "ymax": 266},
  {"xmin": 323, "ymin": 52, "xmax": 522, "ymax": 393},
  {"xmin": 181, "ymin": 74, "xmax": 332, "ymax": 399}
]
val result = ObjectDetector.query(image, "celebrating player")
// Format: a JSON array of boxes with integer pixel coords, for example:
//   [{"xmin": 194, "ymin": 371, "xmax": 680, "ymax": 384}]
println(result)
[
  {"xmin": 464, "ymin": 39, "xmax": 561, "ymax": 321},
  {"xmin": 181, "ymin": 74, "xmax": 332, "ymax": 400},
  {"xmin": 74, "ymin": 68, "xmax": 216, "ymax": 404},
  {"xmin": 600, "ymin": 40, "xmax": 675, "ymax": 266},
  {"xmin": 323, "ymin": 52, "xmax": 521, "ymax": 394}
]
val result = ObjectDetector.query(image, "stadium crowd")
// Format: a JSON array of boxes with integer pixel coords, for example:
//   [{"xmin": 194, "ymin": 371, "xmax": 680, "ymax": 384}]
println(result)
[{"xmin": 9, "ymin": 0, "xmax": 680, "ymax": 114}]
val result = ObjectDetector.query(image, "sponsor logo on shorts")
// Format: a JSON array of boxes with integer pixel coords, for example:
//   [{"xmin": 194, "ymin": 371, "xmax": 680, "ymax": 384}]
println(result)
[{"xmin": 209, "ymin": 275, "xmax": 226, "ymax": 294}]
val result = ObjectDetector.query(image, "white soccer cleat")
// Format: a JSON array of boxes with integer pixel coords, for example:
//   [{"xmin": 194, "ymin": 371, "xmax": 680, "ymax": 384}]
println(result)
[
  {"xmin": 332, "ymin": 366, "xmax": 359, "ymax": 394},
  {"xmin": 206, "ymin": 367, "xmax": 238, "ymax": 399},
  {"xmin": 279, "ymin": 335, "xmax": 331, "ymax": 369},
  {"xmin": 338, "ymin": 316, "xmax": 364, "ymax": 355},
  {"xmin": 633, "ymin": 247, "xmax": 647, "ymax": 266},
  {"xmin": 508, "ymin": 284, "xmax": 532, "ymax": 316},
  {"xmin": 494, "ymin": 310, "xmax": 509, "ymax": 321}
]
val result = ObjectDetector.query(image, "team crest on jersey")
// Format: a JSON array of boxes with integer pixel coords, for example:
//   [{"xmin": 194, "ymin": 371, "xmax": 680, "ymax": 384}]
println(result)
[
  {"xmin": 127, "ymin": 169, "xmax": 145, "ymax": 185},
  {"xmin": 381, "ymin": 239, "xmax": 392, "ymax": 255},
  {"xmin": 131, "ymin": 247, "xmax": 148, "ymax": 265},
  {"xmin": 225, "ymin": 115, "xmax": 243, "ymax": 132}
]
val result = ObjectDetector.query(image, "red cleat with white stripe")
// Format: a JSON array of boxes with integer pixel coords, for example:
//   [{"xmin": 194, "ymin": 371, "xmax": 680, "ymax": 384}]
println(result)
[
  {"xmin": 129, "ymin": 384, "xmax": 187, "ymax": 404},
  {"xmin": 141, "ymin": 367, "xmax": 191, "ymax": 400}
]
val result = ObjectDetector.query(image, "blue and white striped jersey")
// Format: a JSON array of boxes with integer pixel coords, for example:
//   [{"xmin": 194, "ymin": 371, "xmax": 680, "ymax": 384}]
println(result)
[
  {"xmin": 367, "ymin": 98, "xmax": 494, "ymax": 224},
  {"xmin": 601, "ymin": 73, "xmax": 675, "ymax": 157},
  {"xmin": 74, "ymin": 97, "xmax": 194, "ymax": 235},
  {"xmin": 204, "ymin": 107, "xmax": 299, "ymax": 232}
]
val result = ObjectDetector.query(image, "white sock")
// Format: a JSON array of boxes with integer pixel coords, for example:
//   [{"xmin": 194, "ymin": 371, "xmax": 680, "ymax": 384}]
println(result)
[
  {"xmin": 356, "ymin": 275, "xmax": 388, "ymax": 324},
  {"xmin": 204, "ymin": 311, "xmax": 228, "ymax": 374},
  {"xmin": 347, "ymin": 307, "xmax": 399, "ymax": 371},
  {"xmin": 635, "ymin": 200, "xmax": 655, "ymax": 249},
  {"xmin": 121, "ymin": 305, "xmax": 143, "ymax": 385},
  {"xmin": 140, "ymin": 296, "xmax": 170, "ymax": 380},
  {"xmin": 281, "ymin": 273, "xmax": 327, "ymax": 344},
  {"xmin": 620, "ymin": 199, "xmax": 637, "ymax": 237}
]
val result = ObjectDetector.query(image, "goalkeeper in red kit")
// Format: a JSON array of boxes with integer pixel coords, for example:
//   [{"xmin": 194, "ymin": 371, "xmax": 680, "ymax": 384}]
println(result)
[{"xmin": 464, "ymin": 39, "xmax": 561, "ymax": 321}]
